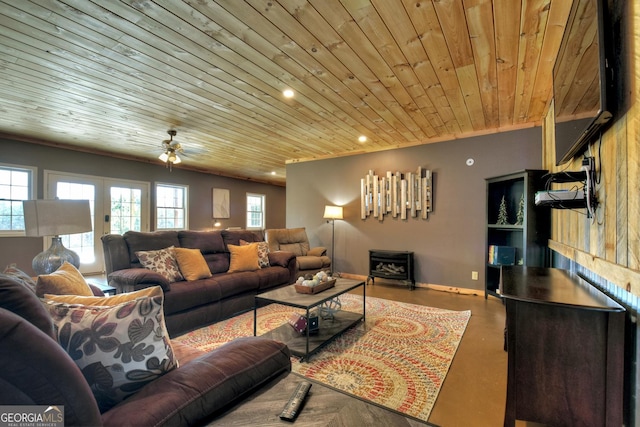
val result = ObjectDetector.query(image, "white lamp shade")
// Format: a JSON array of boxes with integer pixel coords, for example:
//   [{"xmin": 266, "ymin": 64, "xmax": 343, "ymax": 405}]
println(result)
[
  {"xmin": 323, "ymin": 205, "xmax": 343, "ymax": 220},
  {"xmin": 23, "ymin": 199, "xmax": 92, "ymax": 237},
  {"xmin": 158, "ymin": 152, "xmax": 169, "ymax": 162}
]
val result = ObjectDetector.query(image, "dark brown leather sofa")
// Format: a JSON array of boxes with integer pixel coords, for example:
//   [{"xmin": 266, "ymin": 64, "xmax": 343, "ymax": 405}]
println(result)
[
  {"xmin": 101, "ymin": 229, "xmax": 297, "ymax": 336},
  {"xmin": 0, "ymin": 271, "xmax": 291, "ymax": 427}
]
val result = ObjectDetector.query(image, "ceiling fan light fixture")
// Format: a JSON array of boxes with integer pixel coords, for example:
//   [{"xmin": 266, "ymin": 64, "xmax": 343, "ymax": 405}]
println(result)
[{"xmin": 159, "ymin": 129, "xmax": 184, "ymax": 170}]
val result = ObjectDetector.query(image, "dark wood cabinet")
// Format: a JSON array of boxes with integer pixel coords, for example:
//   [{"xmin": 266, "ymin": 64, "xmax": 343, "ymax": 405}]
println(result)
[
  {"xmin": 485, "ymin": 170, "xmax": 550, "ymax": 299},
  {"xmin": 500, "ymin": 266, "xmax": 625, "ymax": 427}
]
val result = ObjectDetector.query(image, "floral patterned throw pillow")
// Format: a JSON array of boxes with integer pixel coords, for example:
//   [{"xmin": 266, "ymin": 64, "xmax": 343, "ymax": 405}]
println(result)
[
  {"xmin": 135, "ymin": 246, "xmax": 183, "ymax": 283},
  {"xmin": 239, "ymin": 239, "xmax": 270, "ymax": 268},
  {"xmin": 43, "ymin": 292, "xmax": 178, "ymax": 412}
]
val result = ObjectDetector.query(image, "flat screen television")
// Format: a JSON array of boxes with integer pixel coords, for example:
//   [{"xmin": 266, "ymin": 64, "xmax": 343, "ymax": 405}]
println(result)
[{"xmin": 553, "ymin": 0, "xmax": 613, "ymax": 165}]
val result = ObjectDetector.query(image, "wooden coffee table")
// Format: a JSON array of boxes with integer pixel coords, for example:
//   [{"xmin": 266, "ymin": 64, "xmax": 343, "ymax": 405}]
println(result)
[{"xmin": 254, "ymin": 278, "xmax": 365, "ymax": 361}]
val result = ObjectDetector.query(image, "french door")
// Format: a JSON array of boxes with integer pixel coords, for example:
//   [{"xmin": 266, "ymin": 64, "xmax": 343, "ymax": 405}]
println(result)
[{"xmin": 44, "ymin": 171, "xmax": 150, "ymax": 274}]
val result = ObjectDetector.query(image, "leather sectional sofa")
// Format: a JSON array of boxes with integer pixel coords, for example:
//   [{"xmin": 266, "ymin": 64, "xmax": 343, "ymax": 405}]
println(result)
[
  {"xmin": 0, "ymin": 266, "xmax": 291, "ymax": 427},
  {"xmin": 101, "ymin": 229, "xmax": 297, "ymax": 336}
]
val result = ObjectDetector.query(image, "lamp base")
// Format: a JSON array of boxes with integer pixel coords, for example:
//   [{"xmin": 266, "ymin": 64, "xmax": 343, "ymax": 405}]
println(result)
[{"xmin": 32, "ymin": 236, "xmax": 80, "ymax": 275}]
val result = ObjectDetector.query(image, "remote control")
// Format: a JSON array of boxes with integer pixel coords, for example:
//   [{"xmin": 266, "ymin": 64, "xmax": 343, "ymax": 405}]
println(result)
[{"xmin": 279, "ymin": 381, "xmax": 312, "ymax": 421}]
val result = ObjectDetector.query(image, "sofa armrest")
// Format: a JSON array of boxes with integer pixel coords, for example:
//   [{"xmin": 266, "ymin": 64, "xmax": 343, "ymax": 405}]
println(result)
[
  {"xmin": 100, "ymin": 337, "xmax": 291, "ymax": 427},
  {"xmin": 108, "ymin": 268, "xmax": 170, "ymax": 293},
  {"xmin": 307, "ymin": 246, "xmax": 327, "ymax": 257},
  {"xmin": 267, "ymin": 250, "xmax": 295, "ymax": 267},
  {"xmin": 0, "ymin": 308, "xmax": 103, "ymax": 426}
]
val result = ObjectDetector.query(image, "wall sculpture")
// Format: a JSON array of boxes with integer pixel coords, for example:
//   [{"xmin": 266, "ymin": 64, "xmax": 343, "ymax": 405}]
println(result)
[{"xmin": 360, "ymin": 168, "xmax": 432, "ymax": 221}]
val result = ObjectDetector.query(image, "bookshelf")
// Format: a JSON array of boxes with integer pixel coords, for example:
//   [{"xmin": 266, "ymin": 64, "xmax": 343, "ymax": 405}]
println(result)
[{"xmin": 485, "ymin": 170, "xmax": 551, "ymax": 298}]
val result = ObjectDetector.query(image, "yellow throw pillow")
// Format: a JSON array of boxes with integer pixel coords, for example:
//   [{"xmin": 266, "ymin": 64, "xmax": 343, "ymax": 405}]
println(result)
[
  {"xmin": 35, "ymin": 262, "xmax": 93, "ymax": 298},
  {"xmin": 174, "ymin": 248, "xmax": 212, "ymax": 281},
  {"xmin": 227, "ymin": 244, "xmax": 260, "ymax": 273},
  {"xmin": 44, "ymin": 286, "xmax": 163, "ymax": 306}
]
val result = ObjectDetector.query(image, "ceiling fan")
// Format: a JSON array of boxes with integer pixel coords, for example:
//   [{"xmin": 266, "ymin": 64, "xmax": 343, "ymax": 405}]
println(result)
[{"xmin": 159, "ymin": 130, "xmax": 183, "ymax": 170}]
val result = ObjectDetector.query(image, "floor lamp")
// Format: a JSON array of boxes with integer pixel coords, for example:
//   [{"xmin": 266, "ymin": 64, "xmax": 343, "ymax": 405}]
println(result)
[
  {"xmin": 23, "ymin": 199, "xmax": 92, "ymax": 275},
  {"xmin": 323, "ymin": 205, "xmax": 343, "ymax": 275}
]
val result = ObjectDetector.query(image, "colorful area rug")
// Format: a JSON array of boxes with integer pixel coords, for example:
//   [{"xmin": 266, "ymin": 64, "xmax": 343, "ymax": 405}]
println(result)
[{"xmin": 175, "ymin": 295, "xmax": 470, "ymax": 423}]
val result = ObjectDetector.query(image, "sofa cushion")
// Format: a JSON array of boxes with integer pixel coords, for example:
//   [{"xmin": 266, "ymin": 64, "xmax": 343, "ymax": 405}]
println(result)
[
  {"xmin": 221, "ymin": 229, "xmax": 263, "ymax": 247},
  {"xmin": 174, "ymin": 247, "xmax": 213, "ymax": 281},
  {"xmin": 212, "ymin": 271, "xmax": 260, "ymax": 299},
  {"xmin": 297, "ymin": 255, "xmax": 326, "ymax": 270},
  {"xmin": 227, "ymin": 244, "xmax": 260, "ymax": 273},
  {"xmin": 240, "ymin": 239, "xmax": 270, "ymax": 268},
  {"xmin": 0, "ymin": 308, "xmax": 103, "ymax": 426},
  {"xmin": 124, "ymin": 230, "xmax": 180, "ymax": 265},
  {"xmin": 136, "ymin": 246, "xmax": 184, "ymax": 283},
  {"xmin": 265, "ymin": 228, "xmax": 311, "ymax": 255},
  {"xmin": 162, "ymin": 279, "xmax": 222, "ymax": 317},
  {"xmin": 178, "ymin": 230, "xmax": 226, "ymax": 253},
  {"xmin": 3, "ymin": 263, "xmax": 37, "ymax": 293},
  {"xmin": 100, "ymin": 337, "xmax": 291, "ymax": 427},
  {"xmin": 0, "ymin": 272, "xmax": 55, "ymax": 338},
  {"xmin": 43, "ymin": 288, "xmax": 178, "ymax": 412},
  {"xmin": 255, "ymin": 266, "xmax": 291, "ymax": 291},
  {"xmin": 35, "ymin": 261, "xmax": 94, "ymax": 298},
  {"xmin": 279, "ymin": 242, "xmax": 308, "ymax": 257}
]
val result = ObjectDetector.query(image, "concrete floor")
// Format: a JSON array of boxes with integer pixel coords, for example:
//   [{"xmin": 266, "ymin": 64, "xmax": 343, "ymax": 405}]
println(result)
[{"xmin": 364, "ymin": 282, "xmax": 508, "ymax": 427}]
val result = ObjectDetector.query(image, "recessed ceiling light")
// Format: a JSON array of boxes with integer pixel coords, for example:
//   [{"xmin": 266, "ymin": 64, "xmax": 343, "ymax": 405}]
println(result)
[
  {"xmin": 271, "ymin": 171, "xmax": 276, "ymax": 175},
  {"xmin": 283, "ymin": 89, "xmax": 294, "ymax": 98},
  {"xmin": 358, "ymin": 135, "xmax": 367, "ymax": 143}
]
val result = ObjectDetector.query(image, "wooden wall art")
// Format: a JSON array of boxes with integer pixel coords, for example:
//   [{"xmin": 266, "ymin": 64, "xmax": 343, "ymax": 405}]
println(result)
[{"xmin": 360, "ymin": 168, "xmax": 432, "ymax": 221}]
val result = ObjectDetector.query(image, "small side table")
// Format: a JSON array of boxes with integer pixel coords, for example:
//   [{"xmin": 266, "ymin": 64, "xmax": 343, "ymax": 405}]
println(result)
[
  {"xmin": 84, "ymin": 276, "xmax": 117, "ymax": 296},
  {"xmin": 367, "ymin": 249, "xmax": 415, "ymax": 290}
]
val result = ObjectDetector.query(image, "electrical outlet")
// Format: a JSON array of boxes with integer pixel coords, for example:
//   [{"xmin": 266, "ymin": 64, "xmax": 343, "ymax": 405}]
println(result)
[{"xmin": 472, "ymin": 271, "xmax": 479, "ymax": 280}]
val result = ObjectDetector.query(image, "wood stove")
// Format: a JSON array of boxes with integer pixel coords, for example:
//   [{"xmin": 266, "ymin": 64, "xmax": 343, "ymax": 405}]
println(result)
[{"xmin": 367, "ymin": 249, "xmax": 415, "ymax": 290}]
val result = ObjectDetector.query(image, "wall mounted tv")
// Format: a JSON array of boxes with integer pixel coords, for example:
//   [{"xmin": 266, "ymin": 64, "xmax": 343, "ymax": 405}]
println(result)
[{"xmin": 553, "ymin": 0, "xmax": 613, "ymax": 166}]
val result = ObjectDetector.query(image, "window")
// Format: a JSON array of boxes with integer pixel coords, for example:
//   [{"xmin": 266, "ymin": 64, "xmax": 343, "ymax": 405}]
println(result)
[
  {"xmin": 110, "ymin": 186, "xmax": 143, "ymax": 234},
  {"xmin": 156, "ymin": 183, "xmax": 188, "ymax": 230},
  {"xmin": 0, "ymin": 164, "xmax": 36, "ymax": 236},
  {"xmin": 45, "ymin": 170, "xmax": 150, "ymax": 274},
  {"xmin": 246, "ymin": 193, "xmax": 265, "ymax": 229}
]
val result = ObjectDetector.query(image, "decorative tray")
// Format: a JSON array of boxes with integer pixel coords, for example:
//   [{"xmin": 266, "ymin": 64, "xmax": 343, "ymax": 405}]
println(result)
[{"xmin": 294, "ymin": 279, "xmax": 336, "ymax": 294}]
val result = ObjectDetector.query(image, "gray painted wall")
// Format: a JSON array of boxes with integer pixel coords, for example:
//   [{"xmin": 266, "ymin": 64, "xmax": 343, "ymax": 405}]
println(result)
[
  {"xmin": 286, "ymin": 127, "xmax": 543, "ymax": 291},
  {"xmin": 1, "ymin": 139, "xmax": 286, "ymax": 275}
]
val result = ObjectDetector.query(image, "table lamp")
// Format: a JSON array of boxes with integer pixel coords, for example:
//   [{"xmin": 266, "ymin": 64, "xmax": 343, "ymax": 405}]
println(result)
[
  {"xmin": 23, "ymin": 199, "xmax": 92, "ymax": 275},
  {"xmin": 323, "ymin": 205, "xmax": 343, "ymax": 275}
]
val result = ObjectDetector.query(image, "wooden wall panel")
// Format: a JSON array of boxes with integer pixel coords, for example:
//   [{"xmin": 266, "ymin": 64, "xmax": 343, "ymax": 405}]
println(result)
[{"xmin": 542, "ymin": 0, "xmax": 640, "ymax": 295}]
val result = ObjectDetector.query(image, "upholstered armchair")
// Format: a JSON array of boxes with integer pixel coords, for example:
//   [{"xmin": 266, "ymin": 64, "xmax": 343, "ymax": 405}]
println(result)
[{"xmin": 265, "ymin": 228, "xmax": 331, "ymax": 277}]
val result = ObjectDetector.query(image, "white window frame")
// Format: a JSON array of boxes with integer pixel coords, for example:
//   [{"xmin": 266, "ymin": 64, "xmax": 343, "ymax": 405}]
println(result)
[
  {"xmin": 156, "ymin": 183, "xmax": 188, "ymax": 230},
  {"xmin": 246, "ymin": 193, "xmax": 265, "ymax": 230},
  {"xmin": 44, "ymin": 170, "xmax": 150, "ymax": 274},
  {"xmin": 0, "ymin": 163, "xmax": 37, "ymax": 237}
]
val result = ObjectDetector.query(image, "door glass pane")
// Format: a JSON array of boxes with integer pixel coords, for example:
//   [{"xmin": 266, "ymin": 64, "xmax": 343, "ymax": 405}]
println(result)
[
  {"xmin": 56, "ymin": 182, "xmax": 96, "ymax": 265},
  {"xmin": 110, "ymin": 187, "xmax": 142, "ymax": 234}
]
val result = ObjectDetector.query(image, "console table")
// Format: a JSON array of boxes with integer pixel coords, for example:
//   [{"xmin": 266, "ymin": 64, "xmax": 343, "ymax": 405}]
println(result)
[
  {"xmin": 500, "ymin": 266, "xmax": 625, "ymax": 426},
  {"xmin": 367, "ymin": 249, "xmax": 415, "ymax": 290}
]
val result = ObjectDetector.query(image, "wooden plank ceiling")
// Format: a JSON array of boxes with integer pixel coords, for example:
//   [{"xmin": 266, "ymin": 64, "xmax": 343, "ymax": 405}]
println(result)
[{"xmin": 0, "ymin": 0, "xmax": 575, "ymax": 185}]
